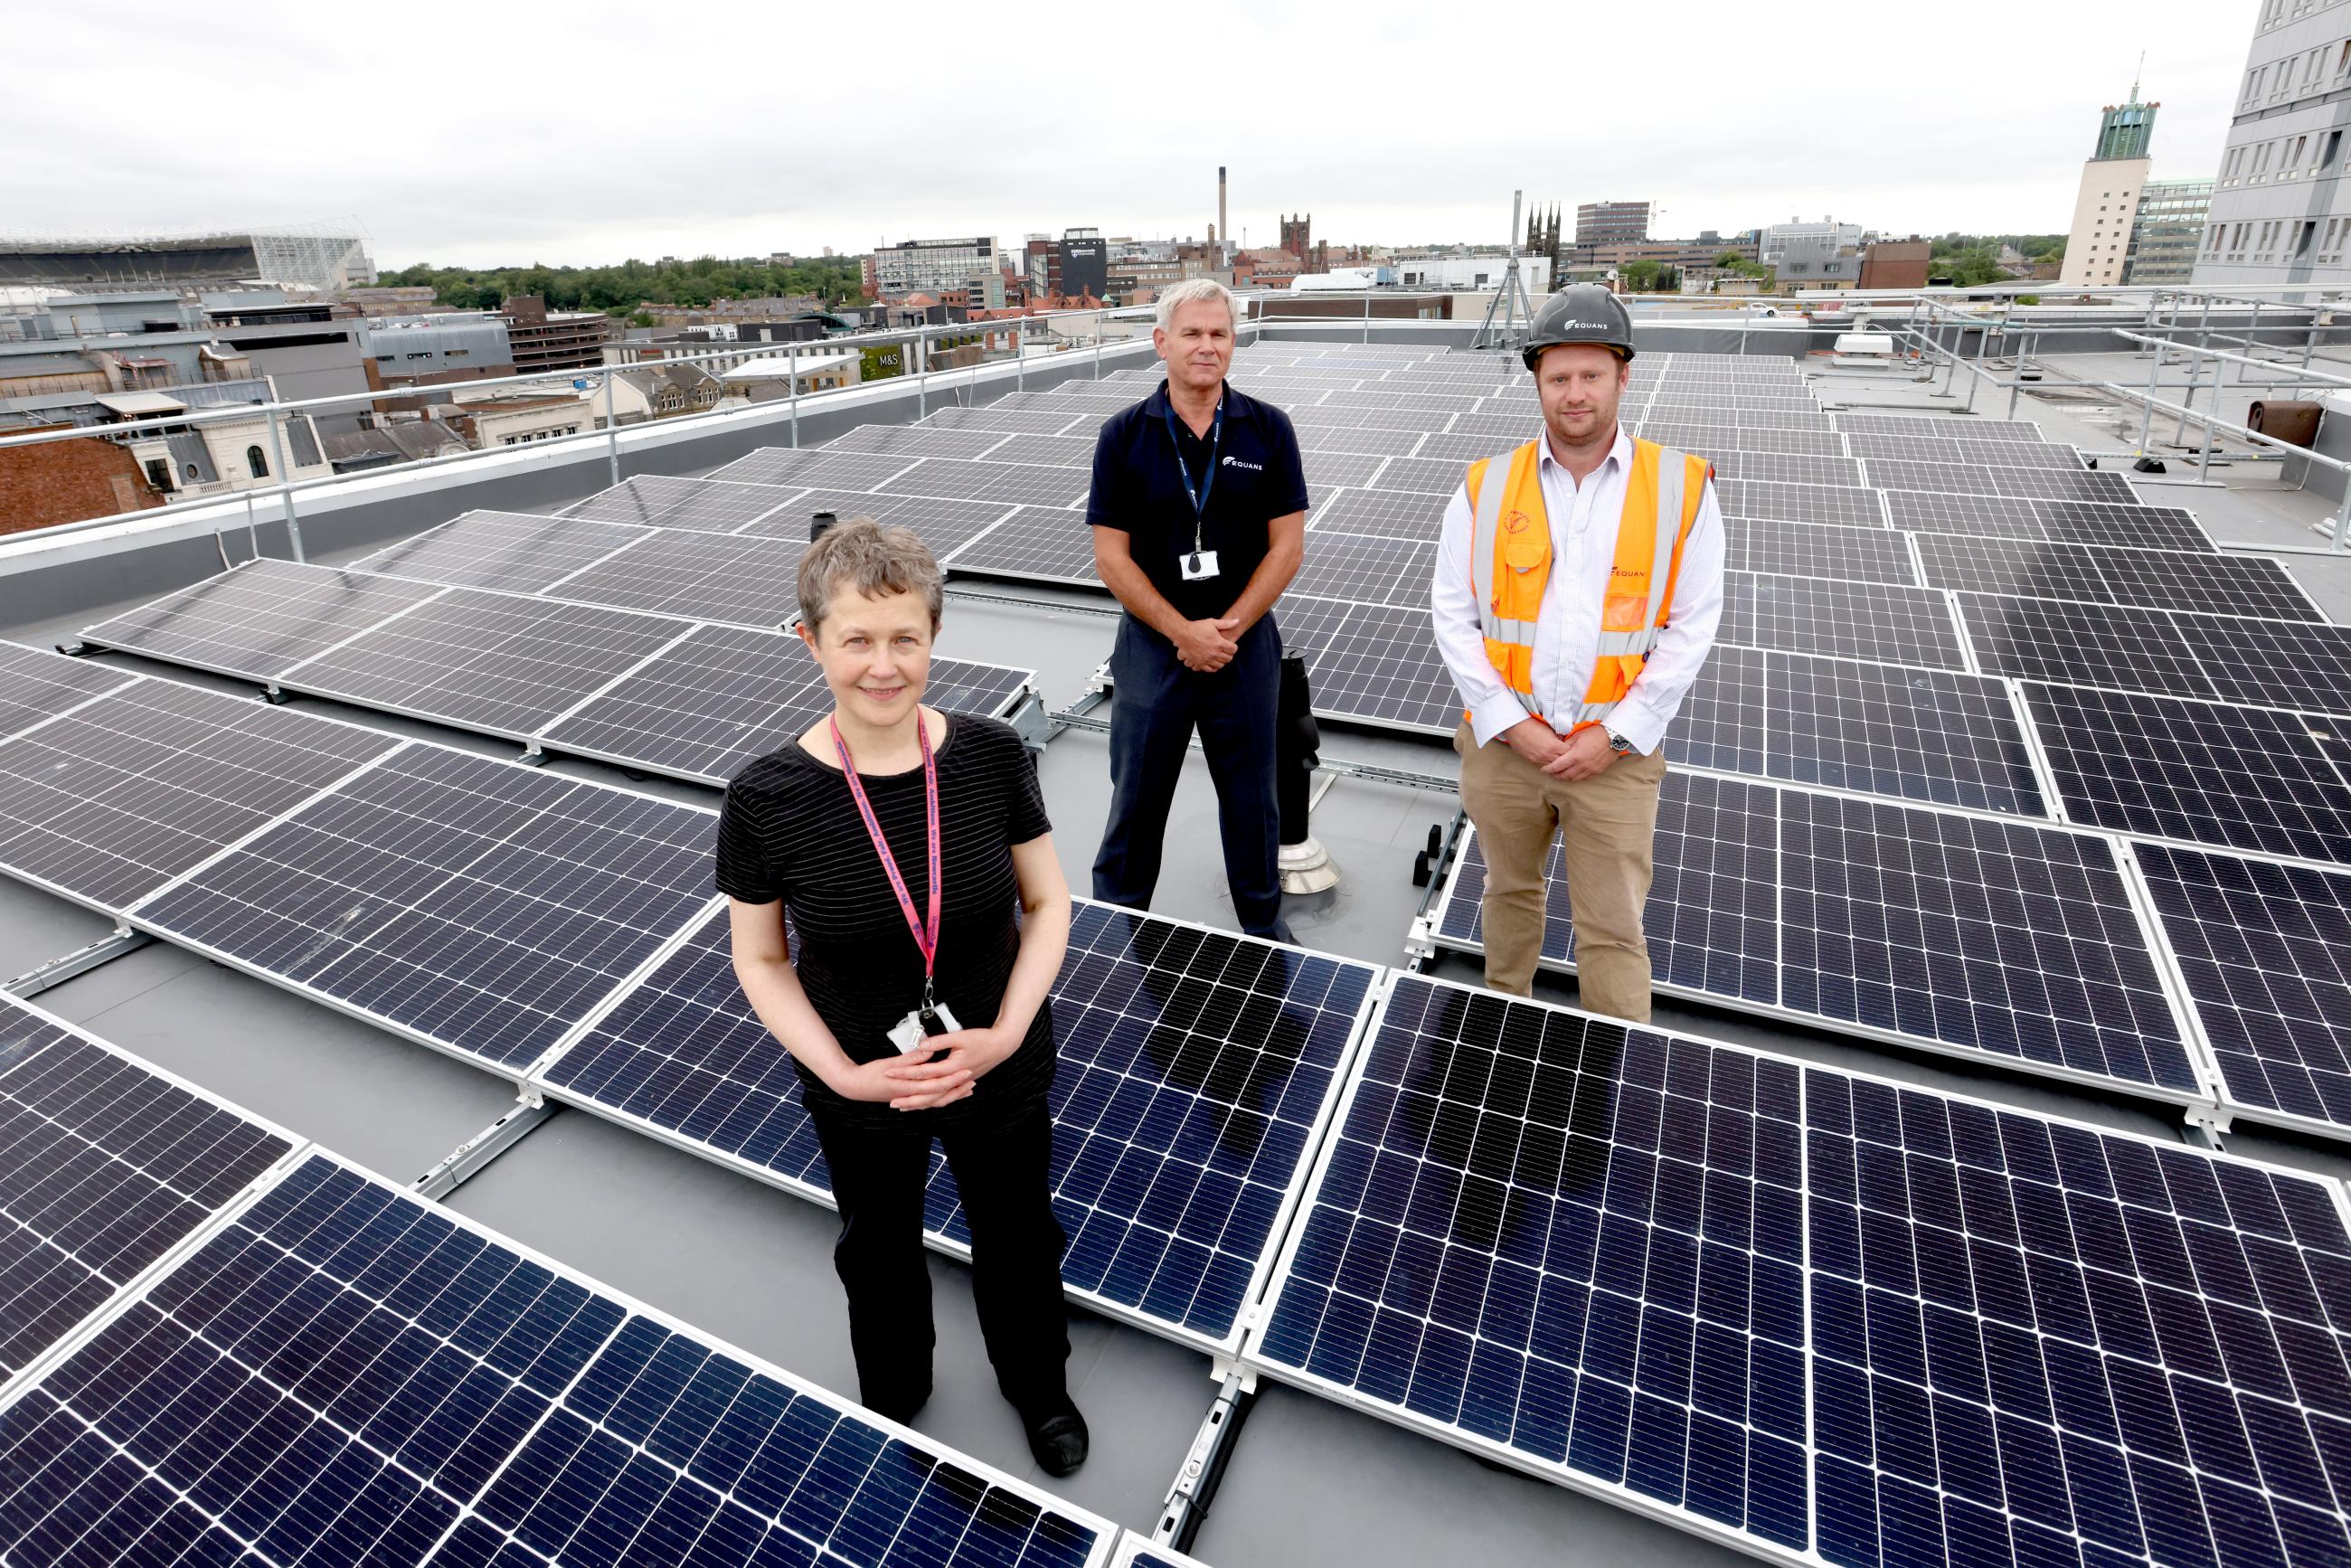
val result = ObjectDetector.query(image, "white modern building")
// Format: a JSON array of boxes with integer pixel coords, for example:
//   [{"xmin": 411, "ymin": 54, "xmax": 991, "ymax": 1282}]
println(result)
[
  {"xmin": 1760, "ymin": 221, "xmax": 1865, "ymax": 288},
  {"xmin": 864, "ymin": 237, "xmax": 997, "ymax": 299},
  {"xmin": 1392, "ymin": 254, "xmax": 1552, "ymax": 292},
  {"xmin": 2196, "ymin": 0, "xmax": 2351, "ymax": 285}
]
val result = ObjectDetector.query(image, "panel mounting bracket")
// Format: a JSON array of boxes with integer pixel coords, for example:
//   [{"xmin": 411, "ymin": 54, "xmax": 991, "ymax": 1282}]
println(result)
[
  {"xmin": 5, "ymin": 927, "xmax": 156, "ymax": 998},
  {"xmin": 1155, "ymin": 1366, "xmax": 1257, "ymax": 1554},
  {"xmin": 412, "ymin": 1097, "xmax": 557, "ymax": 1201}
]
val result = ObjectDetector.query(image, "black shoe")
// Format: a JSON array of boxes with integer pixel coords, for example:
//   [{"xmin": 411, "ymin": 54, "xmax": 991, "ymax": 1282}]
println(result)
[{"xmin": 1019, "ymin": 1399, "xmax": 1090, "ymax": 1477}]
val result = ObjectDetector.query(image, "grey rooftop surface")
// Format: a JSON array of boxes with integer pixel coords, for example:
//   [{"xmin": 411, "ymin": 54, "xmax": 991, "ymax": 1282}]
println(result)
[{"xmin": 3, "ymin": 334, "xmax": 2349, "ymax": 1568}]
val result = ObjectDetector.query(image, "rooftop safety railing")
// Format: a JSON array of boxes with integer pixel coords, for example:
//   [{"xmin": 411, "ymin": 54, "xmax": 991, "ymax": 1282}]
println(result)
[{"xmin": 0, "ymin": 297, "xmax": 1193, "ymax": 555}]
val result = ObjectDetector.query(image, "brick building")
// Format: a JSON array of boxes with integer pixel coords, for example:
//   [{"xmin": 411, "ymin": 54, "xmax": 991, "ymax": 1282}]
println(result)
[{"xmin": 0, "ymin": 427, "xmax": 163, "ymax": 534}]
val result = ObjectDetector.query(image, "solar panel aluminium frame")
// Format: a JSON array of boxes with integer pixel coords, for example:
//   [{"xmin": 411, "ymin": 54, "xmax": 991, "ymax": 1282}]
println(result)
[
  {"xmin": 0, "ymin": 992, "xmax": 313, "ymax": 1403},
  {"xmin": 522, "ymin": 902, "xmax": 1391, "ymax": 1359},
  {"xmin": 1415, "ymin": 815, "xmax": 2225, "ymax": 1111},
  {"xmin": 73, "ymin": 560, "xmax": 455, "ymax": 689},
  {"xmin": 1108, "ymin": 1535, "xmax": 1208, "ymax": 1568},
  {"xmin": 0, "ymin": 1140, "xmax": 1125, "ymax": 1568},
  {"xmin": 109, "ymin": 740, "xmax": 720, "ymax": 1085},
  {"xmin": 1233, "ymin": 969, "xmax": 2351, "ymax": 1568}
]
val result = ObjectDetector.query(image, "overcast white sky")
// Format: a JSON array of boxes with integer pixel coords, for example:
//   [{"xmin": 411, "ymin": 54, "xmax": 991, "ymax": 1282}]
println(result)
[{"xmin": 5, "ymin": 1, "xmax": 2249, "ymax": 269}]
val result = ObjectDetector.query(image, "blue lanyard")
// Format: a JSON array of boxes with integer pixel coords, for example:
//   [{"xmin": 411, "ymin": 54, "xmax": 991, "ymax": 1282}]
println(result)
[{"xmin": 1163, "ymin": 394, "xmax": 1224, "ymax": 536}]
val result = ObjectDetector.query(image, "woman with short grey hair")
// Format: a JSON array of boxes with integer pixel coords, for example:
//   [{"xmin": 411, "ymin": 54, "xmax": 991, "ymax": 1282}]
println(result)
[{"xmin": 714, "ymin": 517, "xmax": 1090, "ymax": 1474}]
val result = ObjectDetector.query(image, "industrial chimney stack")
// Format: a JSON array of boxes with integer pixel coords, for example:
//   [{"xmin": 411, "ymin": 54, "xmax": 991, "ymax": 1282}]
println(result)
[{"xmin": 1218, "ymin": 166, "xmax": 1228, "ymax": 256}]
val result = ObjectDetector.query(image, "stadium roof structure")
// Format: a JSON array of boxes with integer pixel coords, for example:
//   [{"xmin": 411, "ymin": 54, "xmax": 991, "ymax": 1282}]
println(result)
[{"xmin": 0, "ymin": 303, "xmax": 2347, "ymax": 1568}]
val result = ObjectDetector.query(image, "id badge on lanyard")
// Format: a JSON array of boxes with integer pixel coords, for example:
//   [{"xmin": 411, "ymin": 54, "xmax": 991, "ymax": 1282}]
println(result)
[
  {"xmin": 830, "ymin": 717, "xmax": 960, "ymax": 1053},
  {"xmin": 1166, "ymin": 396, "xmax": 1223, "ymax": 582}
]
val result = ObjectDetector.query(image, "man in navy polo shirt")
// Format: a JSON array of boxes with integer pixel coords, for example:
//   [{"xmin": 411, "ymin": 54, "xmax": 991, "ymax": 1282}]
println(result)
[{"xmin": 1087, "ymin": 279, "xmax": 1308, "ymax": 941}]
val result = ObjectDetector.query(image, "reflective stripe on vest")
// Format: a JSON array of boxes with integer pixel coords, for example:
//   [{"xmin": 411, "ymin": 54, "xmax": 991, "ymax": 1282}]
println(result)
[{"xmin": 1462, "ymin": 436, "xmax": 1707, "ymax": 731}]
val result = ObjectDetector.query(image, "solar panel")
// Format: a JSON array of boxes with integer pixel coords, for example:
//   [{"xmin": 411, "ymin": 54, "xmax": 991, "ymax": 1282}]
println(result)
[
  {"xmin": 541, "ymin": 901, "xmax": 1378, "ymax": 1353},
  {"xmin": 922, "ymin": 404, "xmax": 1086, "ymax": 435},
  {"xmin": 131, "ymin": 743, "xmax": 716, "ymax": 1072},
  {"xmin": 0, "ymin": 991, "xmax": 296, "ymax": 1380},
  {"xmin": 1881, "ymin": 491, "xmax": 2216, "ymax": 552},
  {"xmin": 941, "ymin": 505, "xmax": 1100, "ymax": 586},
  {"xmin": 1720, "ymin": 572, "xmax": 1968, "ymax": 672},
  {"xmin": 1432, "ymin": 773, "xmax": 1781, "ymax": 1005},
  {"xmin": 979, "ymin": 432, "xmax": 1097, "ymax": 468},
  {"xmin": 735, "ymin": 487, "xmax": 1016, "ymax": 557},
  {"xmin": 892, "ymin": 458, "xmax": 1091, "ymax": 509},
  {"xmin": 1318, "ymin": 389, "xmax": 1485, "ymax": 414},
  {"xmin": 1292, "ymin": 422, "xmax": 1435, "ymax": 458},
  {"xmin": 351, "ymin": 509, "xmax": 653, "ymax": 594},
  {"xmin": 1362, "ymin": 457, "xmax": 1471, "ymax": 496},
  {"xmin": 1772, "ymin": 654, "xmax": 2046, "ymax": 816},
  {"xmin": 1275, "ymin": 596, "xmax": 1461, "ymax": 735},
  {"xmin": 826, "ymin": 421, "xmax": 1016, "ymax": 458},
  {"xmin": 1836, "ymin": 412, "xmax": 2048, "ymax": 441},
  {"xmin": 1865, "ymin": 459, "xmax": 2139, "ymax": 504},
  {"xmin": 1799, "ymin": 1057, "xmax": 2351, "ymax": 1568},
  {"xmin": 1912, "ymin": 534, "xmax": 2115, "ymax": 604},
  {"xmin": 1410, "ymin": 431, "xmax": 1520, "ymax": 465},
  {"xmin": 1780, "ymin": 790, "xmax": 2201, "ymax": 1091},
  {"xmin": 1843, "ymin": 432, "xmax": 2088, "ymax": 470},
  {"xmin": 1251, "ymin": 972, "xmax": 2351, "ymax": 1568},
  {"xmin": 1250, "ymin": 972, "xmax": 1815, "ymax": 1558},
  {"xmin": 79, "ymin": 559, "xmax": 445, "ymax": 681},
  {"xmin": 541, "ymin": 623, "xmax": 1032, "ymax": 786},
  {"xmin": 562, "ymin": 475, "xmax": 798, "ymax": 533},
  {"xmin": 2134, "ymin": 840, "xmax": 2351, "ymax": 1136},
  {"xmin": 1716, "ymin": 480, "xmax": 1885, "ymax": 530},
  {"xmin": 1445, "ymin": 412, "xmax": 1542, "ymax": 442},
  {"xmin": 0, "ymin": 680, "xmax": 400, "ymax": 913},
  {"xmin": 1956, "ymin": 593, "xmax": 2215, "ymax": 700},
  {"xmin": 1288, "ymin": 531, "xmax": 1436, "ymax": 609},
  {"xmin": 704, "ymin": 447, "xmax": 921, "ymax": 490},
  {"xmin": 279, "ymin": 588, "xmax": 687, "ymax": 739},
  {"xmin": 0, "ymin": 640, "xmax": 140, "ymax": 741},
  {"xmin": 2024, "ymin": 683, "xmax": 2351, "ymax": 864},
  {"xmin": 1111, "ymin": 1537, "xmax": 1208, "ymax": 1568},
  {"xmin": 1302, "ymin": 450, "xmax": 1391, "ymax": 489},
  {"xmin": 2187, "ymin": 612, "xmax": 2351, "ymax": 718},
  {"xmin": 1637, "ymin": 422, "xmax": 1852, "ymax": 458},
  {"xmin": 1704, "ymin": 451, "xmax": 1865, "ymax": 487},
  {"xmin": 1918, "ymin": 535, "xmax": 2317, "ymax": 620},
  {"xmin": 1665, "ymin": 642, "xmax": 1766, "ymax": 777},
  {"xmin": 0, "ymin": 1150, "xmax": 1118, "ymax": 1568},
  {"xmin": 1726, "ymin": 518, "xmax": 1918, "ymax": 586},
  {"xmin": 1308, "ymin": 486, "xmax": 1445, "ymax": 542},
  {"xmin": 546, "ymin": 529, "xmax": 808, "ymax": 628}
]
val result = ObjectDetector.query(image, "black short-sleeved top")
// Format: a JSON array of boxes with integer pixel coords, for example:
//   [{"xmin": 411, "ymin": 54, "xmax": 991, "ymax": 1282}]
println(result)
[
  {"xmin": 1085, "ymin": 380, "xmax": 1310, "ymax": 625},
  {"xmin": 714, "ymin": 713, "xmax": 1056, "ymax": 1133}
]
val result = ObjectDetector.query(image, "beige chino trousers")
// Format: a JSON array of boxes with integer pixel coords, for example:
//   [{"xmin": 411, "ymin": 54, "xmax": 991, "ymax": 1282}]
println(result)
[{"xmin": 1454, "ymin": 720, "xmax": 1666, "ymax": 1021}]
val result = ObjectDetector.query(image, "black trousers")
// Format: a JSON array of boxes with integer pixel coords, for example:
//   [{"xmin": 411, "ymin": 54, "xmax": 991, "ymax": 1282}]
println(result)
[
  {"xmin": 807, "ymin": 1100, "xmax": 1071, "ymax": 1418},
  {"xmin": 1092, "ymin": 612, "xmax": 1283, "ymax": 936}
]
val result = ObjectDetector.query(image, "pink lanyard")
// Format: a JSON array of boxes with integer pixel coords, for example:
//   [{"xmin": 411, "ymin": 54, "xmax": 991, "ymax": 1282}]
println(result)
[{"xmin": 830, "ymin": 715, "xmax": 942, "ymax": 1007}]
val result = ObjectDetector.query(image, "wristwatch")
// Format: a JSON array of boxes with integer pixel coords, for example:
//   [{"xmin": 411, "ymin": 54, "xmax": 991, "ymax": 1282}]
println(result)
[{"xmin": 1604, "ymin": 729, "xmax": 1636, "ymax": 756}]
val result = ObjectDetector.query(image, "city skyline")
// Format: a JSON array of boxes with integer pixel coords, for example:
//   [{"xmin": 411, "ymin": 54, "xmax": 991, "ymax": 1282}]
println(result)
[{"xmin": 5, "ymin": 0, "xmax": 2241, "ymax": 269}]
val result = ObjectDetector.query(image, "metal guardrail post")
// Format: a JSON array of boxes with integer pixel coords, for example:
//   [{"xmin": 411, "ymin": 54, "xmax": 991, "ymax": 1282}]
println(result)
[
  {"xmin": 263, "ymin": 407, "xmax": 302, "ymax": 562},
  {"xmin": 1094, "ymin": 319, "xmax": 1104, "ymax": 378},
  {"xmin": 2195, "ymin": 414, "xmax": 2217, "ymax": 485},
  {"xmin": 2138, "ymin": 337, "xmax": 2163, "ymax": 453},
  {"xmin": 603, "ymin": 369, "xmax": 621, "ymax": 487},
  {"xmin": 788, "ymin": 345, "xmax": 799, "ymax": 448},
  {"xmin": 918, "ymin": 328, "xmax": 929, "ymax": 420}
]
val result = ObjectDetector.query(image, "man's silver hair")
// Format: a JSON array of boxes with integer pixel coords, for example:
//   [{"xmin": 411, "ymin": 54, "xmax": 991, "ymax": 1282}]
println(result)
[{"xmin": 1154, "ymin": 277, "xmax": 1239, "ymax": 333}]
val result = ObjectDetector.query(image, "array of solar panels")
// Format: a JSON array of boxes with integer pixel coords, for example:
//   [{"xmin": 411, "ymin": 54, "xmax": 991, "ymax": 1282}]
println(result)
[
  {"xmin": 1277, "ymin": 346, "xmax": 2351, "ymax": 1153},
  {"xmin": 0, "ymin": 990, "xmax": 1122, "ymax": 1568},
  {"xmin": 78, "ymin": 556, "xmax": 1034, "ymax": 788},
  {"xmin": 11, "ymin": 634, "xmax": 2351, "ymax": 1568},
  {"xmin": 0, "ymin": 641, "xmax": 1379, "ymax": 1361}
]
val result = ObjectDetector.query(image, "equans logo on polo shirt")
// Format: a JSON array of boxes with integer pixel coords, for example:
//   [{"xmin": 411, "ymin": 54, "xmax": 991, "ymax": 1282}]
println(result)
[{"xmin": 1221, "ymin": 455, "xmax": 1263, "ymax": 471}]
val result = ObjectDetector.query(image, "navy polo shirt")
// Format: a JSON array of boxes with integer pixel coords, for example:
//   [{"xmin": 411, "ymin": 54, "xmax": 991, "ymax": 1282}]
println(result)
[{"xmin": 1086, "ymin": 381, "xmax": 1309, "ymax": 625}]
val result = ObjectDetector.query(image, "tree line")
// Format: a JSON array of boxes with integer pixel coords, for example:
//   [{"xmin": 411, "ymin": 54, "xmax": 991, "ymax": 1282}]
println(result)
[{"xmin": 372, "ymin": 255, "xmax": 870, "ymax": 316}]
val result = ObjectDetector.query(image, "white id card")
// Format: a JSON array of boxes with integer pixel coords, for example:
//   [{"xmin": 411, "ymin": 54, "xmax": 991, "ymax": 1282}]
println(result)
[
  {"xmin": 887, "ymin": 1001, "xmax": 960, "ymax": 1054},
  {"xmin": 1179, "ymin": 550, "xmax": 1222, "ymax": 581}
]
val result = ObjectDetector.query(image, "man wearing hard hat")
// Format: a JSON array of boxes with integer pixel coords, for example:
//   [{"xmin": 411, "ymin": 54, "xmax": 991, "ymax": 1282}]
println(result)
[{"xmin": 1429, "ymin": 285, "xmax": 1725, "ymax": 1020}]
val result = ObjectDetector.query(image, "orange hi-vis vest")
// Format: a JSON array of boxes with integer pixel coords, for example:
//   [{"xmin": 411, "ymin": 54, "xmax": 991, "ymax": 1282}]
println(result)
[{"xmin": 1465, "ymin": 436, "xmax": 1711, "ymax": 732}]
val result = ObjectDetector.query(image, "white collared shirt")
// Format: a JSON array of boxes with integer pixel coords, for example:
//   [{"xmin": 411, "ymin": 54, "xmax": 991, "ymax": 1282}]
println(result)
[{"xmin": 1430, "ymin": 424, "xmax": 1726, "ymax": 755}]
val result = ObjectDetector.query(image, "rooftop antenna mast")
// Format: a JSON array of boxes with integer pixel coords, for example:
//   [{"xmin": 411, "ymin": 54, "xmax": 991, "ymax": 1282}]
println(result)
[
  {"xmin": 1470, "ymin": 189, "xmax": 1538, "ymax": 354},
  {"xmin": 2130, "ymin": 49, "xmax": 2145, "ymax": 101}
]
